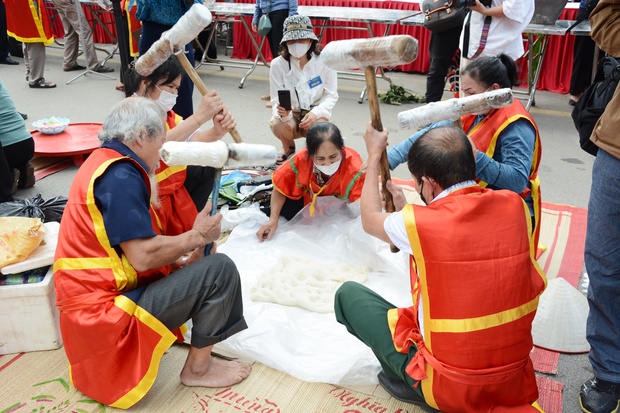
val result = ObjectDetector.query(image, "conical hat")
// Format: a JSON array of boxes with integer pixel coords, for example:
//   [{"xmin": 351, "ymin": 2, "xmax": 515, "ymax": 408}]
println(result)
[{"xmin": 531, "ymin": 277, "xmax": 590, "ymax": 353}]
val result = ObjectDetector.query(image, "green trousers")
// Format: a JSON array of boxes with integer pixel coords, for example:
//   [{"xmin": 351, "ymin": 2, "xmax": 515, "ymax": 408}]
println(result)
[{"xmin": 334, "ymin": 281, "xmax": 424, "ymax": 399}]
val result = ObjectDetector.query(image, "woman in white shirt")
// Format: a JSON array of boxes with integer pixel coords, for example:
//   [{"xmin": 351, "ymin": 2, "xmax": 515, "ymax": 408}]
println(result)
[
  {"xmin": 268, "ymin": 15, "xmax": 339, "ymax": 164},
  {"xmin": 461, "ymin": 0, "xmax": 535, "ymax": 63}
]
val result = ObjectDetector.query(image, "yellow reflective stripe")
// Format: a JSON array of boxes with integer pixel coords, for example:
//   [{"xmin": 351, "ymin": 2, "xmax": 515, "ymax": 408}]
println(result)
[
  {"xmin": 532, "ymin": 401, "xmax": 545, "ymax": 412},
  {"xmin": 387, "ymin": 308, "xmax": 402, "ymax": 352},
  {"xmin": 54, "ymin": 257, "xmax": 113, "ymax": 271},
  {"xmin": 109, "ymin": 295, "xmax": 177, "ymax": 409},
  {"xmin": 155, "ymin": 165, "xmax": 186, "ymax": 183},
  {"xmin": 87, "ymin": 158, "xmax": 138, "ymax": 289},
  {"xmin": 428, "ymin": 297, "xmax": 539, "ymax": 333}
]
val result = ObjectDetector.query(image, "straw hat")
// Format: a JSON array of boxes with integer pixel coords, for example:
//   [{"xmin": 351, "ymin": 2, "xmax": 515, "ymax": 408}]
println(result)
[
  {"xmin": 531, "ymin": 277, "xmax": 590, "ymax": 354},
  {"xmin": 280, "ymin": 15, "xmax": 319, "ymax": 44}
]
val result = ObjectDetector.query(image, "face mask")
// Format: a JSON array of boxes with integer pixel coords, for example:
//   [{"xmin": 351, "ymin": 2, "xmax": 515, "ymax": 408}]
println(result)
[
  {"xmin": 288, "ymin": 42, "xmax": 310, "ymax": 59},
  {"xmin": 314, "ymin": 158, "xmax": 341, "ymax": 176},
  {"xmin": 154, "ymin": 86, "xmax": 177, "ymax": 112},
  {"xmin": 419, "ymin": 182, "xmax": 427, "ymax": 205}
]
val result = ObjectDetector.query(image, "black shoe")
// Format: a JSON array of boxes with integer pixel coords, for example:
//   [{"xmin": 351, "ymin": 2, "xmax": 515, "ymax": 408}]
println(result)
[
  {"xmin": 18, "ymin": 112, "xmax": 27, "ymax": 120},
  {"xmin": 377, "ymin": 371, "xmax": 436, "ymax": 410},
  {"xmin": 580, "ymin": 377, "xmax": 620, "ymax": 413},
  {"xmin": 17, "ymin": 162, "xmax": 35, "ymax": 189},
  {"xmin": 0, "ymin": 55, "xmax": 19, "ymax": 65}
]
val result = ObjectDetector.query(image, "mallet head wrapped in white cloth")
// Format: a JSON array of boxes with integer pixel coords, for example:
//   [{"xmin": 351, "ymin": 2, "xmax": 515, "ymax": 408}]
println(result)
[
  {"xmin": 159, "ymin": 141, "xmax": 277, "ymax": 169},
  {"xmin": 397, "ymin": 88, "xmax": 514, "ymax": 130}
]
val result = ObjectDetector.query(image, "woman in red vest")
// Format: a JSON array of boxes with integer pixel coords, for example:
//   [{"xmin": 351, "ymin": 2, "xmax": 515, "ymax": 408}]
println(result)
[
  {"xmin": 256, "ymin": 122, "xmax": 365, "ymax": 241},
  {"xmin": 125, "ymin": 57, "xmax": 235, "ymax": 236},
  {"xmin": 388, "ymin": 54, "xmax": 542, "ymax": 251},
  {"xmin": 5, "ymin": 0, "xmax": 56, "ymax": 88}
]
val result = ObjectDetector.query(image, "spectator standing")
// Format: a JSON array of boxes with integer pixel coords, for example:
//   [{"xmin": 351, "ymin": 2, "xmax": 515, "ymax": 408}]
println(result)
[
  {"xmin": 5, "ymin": 0, "xmax": 56, "ymax": 88},
  {"xmin": 578, "ymin": 1, "xmax": 620, "ymax": 413},
  {"xmin": 568, "ymin": 0, "xmax": 601, "ymax": 106},
  {"xmin": 425, "ymin": 26, "xmax": 461, "ymax": 103},
  {"xmin": 460, "ymin": 0, "xmax": 534, "ymax": 64},
  {"xmin": 0, "ymin": 2, "xmax": 19, "ymax": 65},
  {"xmin": 50, "ymin": 0, "xmax": 114, "ymax": 73},
  {"xmin": 251, "ymin": 0, "xmax": 298, "ymax": 61}
]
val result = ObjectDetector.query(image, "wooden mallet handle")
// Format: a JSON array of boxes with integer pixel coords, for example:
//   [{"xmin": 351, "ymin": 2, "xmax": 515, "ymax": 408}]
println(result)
[{"xmin": 175, "ymin": 50, "xmax": 244, "ymax": 143}]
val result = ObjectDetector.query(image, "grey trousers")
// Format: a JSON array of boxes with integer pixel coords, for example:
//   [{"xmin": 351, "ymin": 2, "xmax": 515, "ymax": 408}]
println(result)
[
  {"xmin": 51, "ymin": 0, "xmax": 100, "ymax": 69},
  {"xmin": 137, "ymin": 253, "xmax": 247, "ymax": 349},
  {"xmin": 23, "ymin": 42, "xmax": 46, "ymax": 84}
]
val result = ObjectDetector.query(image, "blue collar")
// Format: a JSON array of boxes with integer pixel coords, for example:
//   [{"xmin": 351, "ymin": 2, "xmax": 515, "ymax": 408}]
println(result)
[{"xmin": 101, "ymin": 140, "xmax": 150, "ymax": 172}]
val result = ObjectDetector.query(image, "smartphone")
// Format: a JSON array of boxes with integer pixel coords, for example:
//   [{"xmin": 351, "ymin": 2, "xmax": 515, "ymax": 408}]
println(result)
[{"xmin": 278, "ymin": 90, "xmax": 292, "ymax": 111}]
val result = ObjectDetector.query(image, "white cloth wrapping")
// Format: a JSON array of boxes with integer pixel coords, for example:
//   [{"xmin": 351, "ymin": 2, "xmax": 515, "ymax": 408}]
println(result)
[{"xmin": 215, "ymin": 197, "xmax": 413, "ymax": 386}]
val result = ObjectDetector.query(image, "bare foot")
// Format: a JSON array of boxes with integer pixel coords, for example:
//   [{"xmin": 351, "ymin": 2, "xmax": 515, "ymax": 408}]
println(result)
[{"xmin": 180, "ymin": 356, "xmax": 252, "ymax": 387}]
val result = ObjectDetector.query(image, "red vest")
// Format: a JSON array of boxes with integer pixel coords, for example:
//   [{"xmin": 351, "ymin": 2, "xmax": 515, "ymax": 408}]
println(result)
[
  {"xmin": 152, "ymin": 111, "xmax": 198, "ymax": 235},
  {"xmin": 54, "ymin": 149, "xmax": 178, "ymax": 408},
  {"xmin": 461, "ymin": 101, "xmax": 542, "ymax": 252},
  {"xmin": 5, "ymin": 0, "xmax": 54, "ymax": 44},
  {"xmin": 388, "ymin": 186, "xmax": 546, "ymax": 412},
  {"xmin": 272, "ymin": 147, "xmax": 365, "ymax": 215}
]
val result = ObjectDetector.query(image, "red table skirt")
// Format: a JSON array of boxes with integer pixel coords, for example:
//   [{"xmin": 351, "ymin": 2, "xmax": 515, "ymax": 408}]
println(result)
[{"xmin": 48, "ymin": 2, "xmax": 578, "ymax": 94}]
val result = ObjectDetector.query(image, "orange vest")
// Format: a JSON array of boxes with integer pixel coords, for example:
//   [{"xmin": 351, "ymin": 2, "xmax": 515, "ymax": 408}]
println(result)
[
  {"xmin": 53, "ymin": 149, "xmax": 178, "ymax": 408},
  {"xmin": 151, "ymin": 111, "xmax": 198, "ymax": 235},
  {"xmin": 122, "ymin": 0, "xmax": 141, "ymax": 56},
  {"xmin": 5, "ymin": 0, "xmax": 54, "ymax": 45},
  {"xmin": 461, "ymin": 100, "xmax": 542, "ymax": 252},
  {"xmin": 388, "ymin": 186, "xmax": 546, "ymax": 413},
  {"xmin": 272, "ymin": 147, "xmax": 365, "ymax": 215}
]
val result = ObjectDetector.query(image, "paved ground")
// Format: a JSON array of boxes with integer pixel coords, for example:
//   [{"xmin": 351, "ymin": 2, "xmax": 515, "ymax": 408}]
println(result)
[{"xmin": 3, "ymin": 41, "xmax": 593, "ymax": 412}]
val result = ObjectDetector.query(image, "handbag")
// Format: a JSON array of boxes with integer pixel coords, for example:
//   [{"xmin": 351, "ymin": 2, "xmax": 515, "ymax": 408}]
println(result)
[
  {"xmin": 571, "ymin": 56, "xmax": 620, "ymax": 156},
  {"xmin": 258, "ymin": 14, "xmax": 272, "ymax": 36},
  {"xmin": 421, "ymin": 0, "xmax": 468, "ymax": 33}
]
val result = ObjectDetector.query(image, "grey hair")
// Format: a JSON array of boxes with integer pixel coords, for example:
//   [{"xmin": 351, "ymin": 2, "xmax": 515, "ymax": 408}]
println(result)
[{"xmin": 98, "ymin": 97, "xmax": 166, "ymax": 144}]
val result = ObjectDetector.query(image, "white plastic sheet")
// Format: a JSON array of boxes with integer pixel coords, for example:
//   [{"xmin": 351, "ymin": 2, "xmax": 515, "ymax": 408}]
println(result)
[{"xmin": 217, "ymin": 197, "xmax": 413, "ymax": 386}]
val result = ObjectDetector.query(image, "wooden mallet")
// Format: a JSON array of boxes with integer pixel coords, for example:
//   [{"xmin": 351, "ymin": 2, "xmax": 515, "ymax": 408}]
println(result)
[
  {"xmin": 321, "ymin": 35, "xmax": 418, "ymax": 220},
  {"xmin": 135, "ymin": 4, "xmax": 244, "ymax": 143}
]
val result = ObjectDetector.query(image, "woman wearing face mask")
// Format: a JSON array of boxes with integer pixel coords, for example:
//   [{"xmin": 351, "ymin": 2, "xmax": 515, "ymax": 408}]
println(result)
[
  {"xmin": 257, "ymin": 122, "xmax": 365, "ymax": 242},
  {"xmin": 125, "ymin": 57, "xmax": 236, "ymax": 235},
  {"xmin": 268, "ymin": 15, "xmax": 338, "ymax": 164},
  {"xmin": 387, "ymin": 54, "xmax": 542, "ymax": 249}
]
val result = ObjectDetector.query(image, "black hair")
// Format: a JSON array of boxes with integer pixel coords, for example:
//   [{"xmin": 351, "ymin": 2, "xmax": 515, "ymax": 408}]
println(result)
[
  {"xmin": 305, "ymin": 122, "xmax": 344, "ymax": 157},
  {"xmin": 279, "ymin": 40, "xmax": 321, "ymax": 62},
  {"xmin": 407, "ymin": 126, "xmax": 476, "ymax": 188},
  {"xmin": 124, "ymin": 57, "xmax": 184, "ymax": 98},
  {"xmin": 460, "ymin": 54, "xmax": 520, "ymax": 89}
]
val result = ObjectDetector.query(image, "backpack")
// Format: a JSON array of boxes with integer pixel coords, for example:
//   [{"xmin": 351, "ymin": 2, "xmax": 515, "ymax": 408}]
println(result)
[{"xmin": 571, "ymin": 56, "xmax": 620, "ymax": 156}]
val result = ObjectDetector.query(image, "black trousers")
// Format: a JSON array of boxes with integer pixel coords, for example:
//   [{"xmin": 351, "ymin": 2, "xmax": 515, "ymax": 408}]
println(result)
[
  {"xmin": 425, "ymin": 26, "xmax": 461, "ymax": 103},
  {"xmin": 0, "ymin": 138, "xmax": 34, "ymax": 202},
  {"xmin": 266, "ymin": 9, "xmax": 289, "ymax": 59}
]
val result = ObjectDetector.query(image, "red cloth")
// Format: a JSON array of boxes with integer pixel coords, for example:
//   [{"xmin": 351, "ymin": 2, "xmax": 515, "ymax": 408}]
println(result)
[{"xmin": 55, "ymin": 1, "xmax": 579, "ymax": 94}]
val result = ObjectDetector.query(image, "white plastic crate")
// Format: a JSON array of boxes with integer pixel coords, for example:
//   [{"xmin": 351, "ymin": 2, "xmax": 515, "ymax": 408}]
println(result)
[{"xmin": 0, "ymin": 266, "xmax": 63, "ymax": 355}]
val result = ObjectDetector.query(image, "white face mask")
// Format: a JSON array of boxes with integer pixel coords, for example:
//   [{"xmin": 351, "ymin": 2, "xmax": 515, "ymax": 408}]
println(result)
[
  {"xmin": 288, "ymin": 42, "xmax": 311, "ymax": 59},
  {"xmin": 154, "ymin": 86, "xmax": 178, "ymax": 112},
  {"xmin": 314, "ymin": 158, "xmax": 341, "ymax": 176}
]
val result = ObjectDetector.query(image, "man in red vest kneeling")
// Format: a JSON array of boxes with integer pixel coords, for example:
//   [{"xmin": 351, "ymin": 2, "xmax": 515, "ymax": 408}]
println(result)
[{"xmin": 335, "ymin": 125, "xmax": 547, "ymax": 413}]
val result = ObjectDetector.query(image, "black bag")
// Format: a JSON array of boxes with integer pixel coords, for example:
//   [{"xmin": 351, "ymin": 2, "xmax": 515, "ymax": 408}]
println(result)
[
  {"xmin": 571, "ymin": 56, "xmax": 620, "ymax": 156},
  {"xmin": 421, "ymin": 0, "xmax": 468, "ymax": 33},
  {"xmin": 0, "ymin": 194, "xmax": 68, "ymax": 222}
]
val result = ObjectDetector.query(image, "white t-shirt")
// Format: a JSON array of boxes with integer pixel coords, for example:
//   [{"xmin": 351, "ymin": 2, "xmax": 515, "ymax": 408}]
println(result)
[
  {"xmin": 461, "ymin": 0, "xmax": 535, "ymax": 60},
  {"xmin": 269, "ymin": 53, "xmax": 339, "ymax": 120}
]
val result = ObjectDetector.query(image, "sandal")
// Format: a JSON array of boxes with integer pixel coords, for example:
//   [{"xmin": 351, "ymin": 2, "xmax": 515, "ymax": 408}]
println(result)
[
  {"xmin": 276, "ymin": 145, "xmax": 296, "ymax": 165},
  {"xmin": 29, "ymin": 78, "xmax": 56, "ymax": 89}
]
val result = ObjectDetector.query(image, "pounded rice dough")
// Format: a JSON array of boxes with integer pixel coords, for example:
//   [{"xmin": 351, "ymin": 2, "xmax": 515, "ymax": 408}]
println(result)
[{"xmin": 251, "ymin": 256, "xmax": 369, "ymax": 313}]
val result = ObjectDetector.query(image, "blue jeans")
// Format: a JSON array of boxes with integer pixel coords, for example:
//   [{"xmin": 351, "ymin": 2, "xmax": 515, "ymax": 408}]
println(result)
[{"xmin": 585, "ymin": 148, "xmax": 620, "ymax": 383}]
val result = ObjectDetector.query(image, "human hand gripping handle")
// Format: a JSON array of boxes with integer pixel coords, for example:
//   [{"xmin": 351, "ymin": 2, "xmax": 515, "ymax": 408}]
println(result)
[{"xmin": 191, "ymin": 200, "xmax": 222, "ymax": 255}]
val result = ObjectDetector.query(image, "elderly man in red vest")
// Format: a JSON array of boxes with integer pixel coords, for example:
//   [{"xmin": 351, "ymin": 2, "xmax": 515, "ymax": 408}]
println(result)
[
  {"xmin": 54, "ymin": 98, "xmax": 251, "ymax": 408},
  {"xmin": 335, "ymin": 124, "xmax": 547, "ymax": 413}
]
